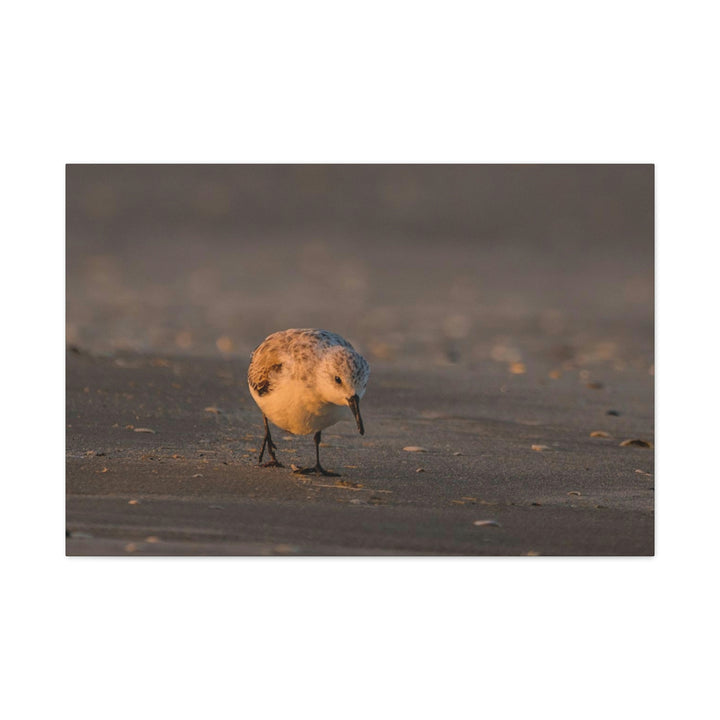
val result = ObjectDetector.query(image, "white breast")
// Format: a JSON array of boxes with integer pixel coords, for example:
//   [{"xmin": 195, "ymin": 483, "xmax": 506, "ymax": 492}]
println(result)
[{"xmin": 249, "ymin": 378, "xmax": 350, "ymax": 435}]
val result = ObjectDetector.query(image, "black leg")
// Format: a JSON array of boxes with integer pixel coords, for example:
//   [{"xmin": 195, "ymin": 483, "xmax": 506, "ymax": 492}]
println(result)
[
  {"xmin": 314, "ymin": 430, "xmax": 322, "ymax": 467},
  {"xmin": 293, "ymin": 430, "xmax": 339, "ymax": 477},
  {"xmin": 258, "ymin": 416, "xmax": 283, "ymax": 467}
]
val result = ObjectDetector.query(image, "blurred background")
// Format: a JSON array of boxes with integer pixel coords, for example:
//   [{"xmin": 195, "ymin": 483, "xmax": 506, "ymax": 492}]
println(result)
[{"xmin": 66, "ymin": 165, "xmax": 653, "ymax": 372}]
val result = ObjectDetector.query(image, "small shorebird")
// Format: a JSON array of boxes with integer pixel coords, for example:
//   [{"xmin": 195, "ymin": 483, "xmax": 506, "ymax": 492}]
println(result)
[{"xmin": 248, "ymin": 329, "xmax": 370, "ymax": 476}]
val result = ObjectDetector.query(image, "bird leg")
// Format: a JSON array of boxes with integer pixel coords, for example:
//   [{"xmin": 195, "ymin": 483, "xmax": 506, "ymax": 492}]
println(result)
[
  {"xmin": 293, "ymin": 431, "xmax": 340, "ymax": 477},
  {"xmin": 258, "ymin": 416, "xmax": 283, "ymax": 467}
]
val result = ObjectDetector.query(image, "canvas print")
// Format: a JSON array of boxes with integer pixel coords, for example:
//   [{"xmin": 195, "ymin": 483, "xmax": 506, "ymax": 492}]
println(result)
[{"xmin": 66, "ymin": 164, "xmax": 654, "ymax": 555}]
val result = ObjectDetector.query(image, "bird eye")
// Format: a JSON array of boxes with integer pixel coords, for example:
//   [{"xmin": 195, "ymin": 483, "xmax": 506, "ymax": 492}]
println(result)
[{"xmin": 334, "ymin": 376, "xmax": 342, "ymax": 384}]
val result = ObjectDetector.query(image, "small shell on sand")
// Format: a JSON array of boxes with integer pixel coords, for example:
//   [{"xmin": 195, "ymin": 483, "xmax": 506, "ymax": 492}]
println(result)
[
  {"xmin": 619, "ymin": 439, "xmax": 653, "ymax": 448},
  {"xmin": 403, "ymin": 446, "xmax": 427, "ymax": 452},
  {"xmin": 531, "ymin": 444, "xmax": 550, "ymax": 451},
  {"xmin": 473, "ymin": 520, "xmax": 501, "ymax": 527},
  {"xmin": 590, "ymin": 431, "xmax": 611, "ymax": 438}
]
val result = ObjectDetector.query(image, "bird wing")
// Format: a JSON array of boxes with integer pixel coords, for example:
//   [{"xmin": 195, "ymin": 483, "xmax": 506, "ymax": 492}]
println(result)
[{"xmin": 248, "ymin": 342, "xmax": 284, "ymax": 397}]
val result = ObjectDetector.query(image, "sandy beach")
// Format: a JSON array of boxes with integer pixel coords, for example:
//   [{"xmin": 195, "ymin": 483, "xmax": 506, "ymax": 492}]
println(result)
[{"xmin": 66, "ymin": 345, "xmax": 653, "ymax": 555}]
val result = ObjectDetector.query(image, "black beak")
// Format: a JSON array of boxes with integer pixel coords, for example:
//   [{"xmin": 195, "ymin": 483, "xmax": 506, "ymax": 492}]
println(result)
[{"xmin": 347, "ymin": 394, "xmax": 365, "ymax": 435}]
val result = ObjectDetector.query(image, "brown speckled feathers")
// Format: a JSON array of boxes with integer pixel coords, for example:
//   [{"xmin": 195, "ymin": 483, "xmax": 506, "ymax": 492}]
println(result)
[{"xmin": 248, "ymin": 328, "xmax": 354, "ymax": 397}]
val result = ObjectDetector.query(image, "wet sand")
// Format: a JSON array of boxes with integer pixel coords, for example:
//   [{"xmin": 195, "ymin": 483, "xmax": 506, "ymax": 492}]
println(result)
[{"xmin": 66, "ymin": 346, "xmax": 653, "ymax": 555}]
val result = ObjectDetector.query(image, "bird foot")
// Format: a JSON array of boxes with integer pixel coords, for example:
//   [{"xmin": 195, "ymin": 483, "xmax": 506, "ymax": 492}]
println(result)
[
  {"xmin": 260, "ymin": 460, "xmax": 284, "ymax": 468},
  {"xmin": 292, "ymin": 464, "xmax": 340, "ymax": 477}
]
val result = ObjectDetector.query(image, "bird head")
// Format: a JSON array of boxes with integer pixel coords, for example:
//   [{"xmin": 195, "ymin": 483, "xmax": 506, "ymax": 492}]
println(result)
[{"xmin": 317, "ymin": 346, "xmax": 370, "ymax": 435}]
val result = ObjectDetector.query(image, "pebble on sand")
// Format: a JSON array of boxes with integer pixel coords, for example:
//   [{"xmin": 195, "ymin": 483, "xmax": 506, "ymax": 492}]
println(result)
[{"xmin": 403, "ymin": 446, "xmax": 428, "ymax": 452}]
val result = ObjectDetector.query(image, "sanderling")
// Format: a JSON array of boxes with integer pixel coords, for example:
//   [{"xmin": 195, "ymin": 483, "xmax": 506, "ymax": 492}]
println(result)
[{"xmin": 248, "ymin": 328, "xmax": 370, "ymax": 476}]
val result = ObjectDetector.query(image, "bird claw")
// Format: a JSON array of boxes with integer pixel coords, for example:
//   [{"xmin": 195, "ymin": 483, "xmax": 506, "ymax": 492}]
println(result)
[
  {"xmin": 260, "ymin": 460, "xmax": 284, "ymax": 468},
  {"xmin": 292, "ymin": 465, "xmax": 340, "ymax": 477}
]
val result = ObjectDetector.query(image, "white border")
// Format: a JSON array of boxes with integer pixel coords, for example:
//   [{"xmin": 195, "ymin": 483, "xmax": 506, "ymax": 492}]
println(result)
[{"xmin": 4, "ymin": 2, "xmax": 718, "ymax": 718}]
